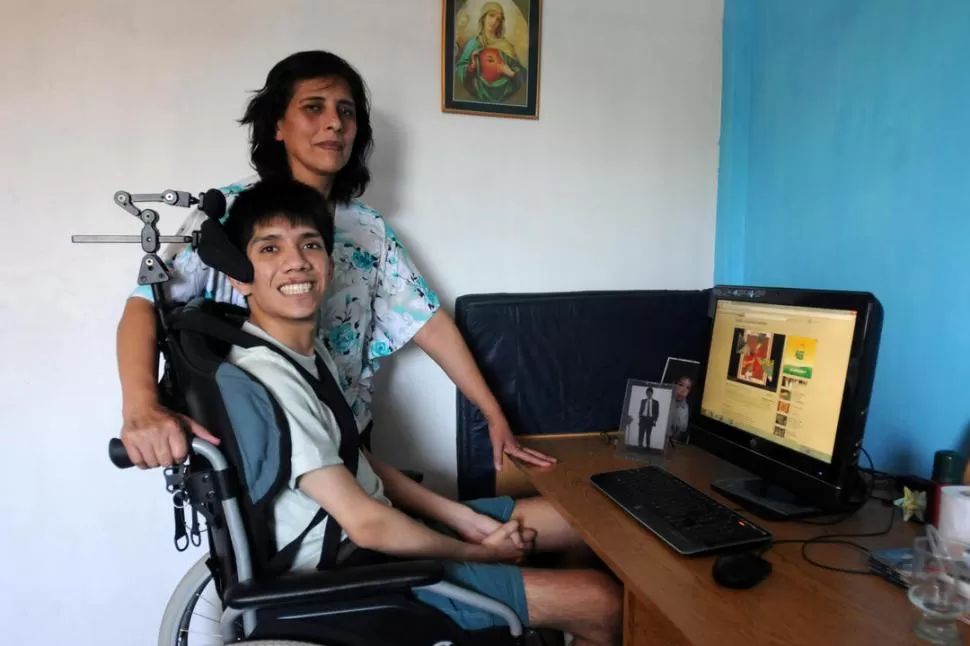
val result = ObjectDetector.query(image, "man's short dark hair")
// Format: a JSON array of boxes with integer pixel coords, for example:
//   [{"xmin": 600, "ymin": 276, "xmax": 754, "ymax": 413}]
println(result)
[
  {"xmin": 646, "ymin": 387, "xmax": 654, "ymax": 394},
  {"xmin": 224, "ymin": 179, "xmax": 335, "ymax": 256},
  {"xmin": 240, "ymin": 50, "xmax": 373, "ymax": 205}
]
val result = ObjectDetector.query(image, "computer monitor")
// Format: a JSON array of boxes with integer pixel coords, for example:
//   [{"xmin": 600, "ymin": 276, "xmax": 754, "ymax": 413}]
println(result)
[{"xmin": 691, "ymin": 286, "xmax": 883, "ymax": 519}]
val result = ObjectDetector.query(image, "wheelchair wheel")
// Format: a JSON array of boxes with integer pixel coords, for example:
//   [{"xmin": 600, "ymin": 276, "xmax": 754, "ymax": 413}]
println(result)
[{"xmin": 158, "ymin": 554, "xmax": 319, "ymax": 646}]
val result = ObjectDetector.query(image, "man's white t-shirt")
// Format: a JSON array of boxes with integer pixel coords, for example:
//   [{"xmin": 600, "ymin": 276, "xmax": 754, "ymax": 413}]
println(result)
[{"xmin": 227, "ymin": 321, "xmax": 390, "ymax": 571}]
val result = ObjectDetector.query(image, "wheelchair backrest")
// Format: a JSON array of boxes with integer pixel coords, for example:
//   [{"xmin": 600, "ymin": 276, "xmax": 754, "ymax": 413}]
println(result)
[
  {"xmin": 159, "ymin": 298, "xmax": 362, "ymax": 594},
  {"xmin": 159, "ymin": 300, "xmax": 290, "ymax": 591}
]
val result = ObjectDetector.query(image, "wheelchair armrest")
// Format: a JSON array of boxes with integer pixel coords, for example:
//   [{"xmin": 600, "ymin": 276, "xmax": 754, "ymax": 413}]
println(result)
[{"xmin": 224, "ymin": 559, "xmax": 444, "ymax": 610}]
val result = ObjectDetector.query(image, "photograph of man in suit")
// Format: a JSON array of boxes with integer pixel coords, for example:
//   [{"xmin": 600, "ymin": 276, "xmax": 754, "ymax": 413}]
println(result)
[{"xmin": 638, "ymin": 387, "xmax": 661, "ymax": 448}]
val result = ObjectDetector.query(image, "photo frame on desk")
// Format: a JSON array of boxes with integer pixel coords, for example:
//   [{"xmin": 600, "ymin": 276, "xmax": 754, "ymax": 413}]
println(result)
[
  {"xmin": 617, "ymin": 379, "xmax": 675, "ymax": 463},
  {"xmin": 661, "ymin": 357, "xmax": 701, "ymax": 445}
]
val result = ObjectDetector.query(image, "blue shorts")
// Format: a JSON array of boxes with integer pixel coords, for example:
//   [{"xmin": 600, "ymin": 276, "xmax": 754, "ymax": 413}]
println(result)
[{"xmin": 412, "ymin": 496, "xmax": 530, "ymax": 631}]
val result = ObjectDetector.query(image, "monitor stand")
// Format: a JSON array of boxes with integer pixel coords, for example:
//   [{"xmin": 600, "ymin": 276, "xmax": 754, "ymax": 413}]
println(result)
[{"xmin": 711, "ymin": 476, "xmax": 854, "ymax": 520}]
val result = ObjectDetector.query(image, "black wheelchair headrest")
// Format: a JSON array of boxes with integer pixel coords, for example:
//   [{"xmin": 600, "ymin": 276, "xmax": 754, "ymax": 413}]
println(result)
[{"xmin": 197, "ymin": 217, "xmax": 254, "ymax": 284}]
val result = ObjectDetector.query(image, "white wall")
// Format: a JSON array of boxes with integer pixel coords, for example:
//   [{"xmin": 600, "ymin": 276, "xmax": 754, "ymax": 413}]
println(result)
[{"xmin": 0, "ymin": 0, "xmax": 723, "ymax": 643}]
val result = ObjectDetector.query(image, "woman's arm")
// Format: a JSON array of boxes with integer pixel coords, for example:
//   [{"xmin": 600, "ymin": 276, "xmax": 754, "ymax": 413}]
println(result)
[
  {"xmin": 371, "ymin": 219, "xmax": 554, "ymax": 472},
  {"xmin": 413, "ymin": 309, "xmax": 555, "ymax": 471},
  {"xmin": 116, "ymin": 298, "xmax": 218, "ymax": 468},
  {"xmin": 117, "ymin": 298, "xmax": 161, "ymax": 419},
  {"xmin": 365, "ymin": 449, "xmax": 505, "ymax": 542}
]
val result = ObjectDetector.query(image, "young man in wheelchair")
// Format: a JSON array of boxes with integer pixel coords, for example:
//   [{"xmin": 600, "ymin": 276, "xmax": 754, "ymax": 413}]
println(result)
[{"xmin": 215, "ymin": 180, "xmax": 621, "ymax": 645}]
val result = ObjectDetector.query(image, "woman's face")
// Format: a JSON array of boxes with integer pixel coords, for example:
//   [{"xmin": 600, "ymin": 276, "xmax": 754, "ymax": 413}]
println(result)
[
  {"xmin": 483, "ymin": 10, "xmax": 502, "ymax": 36},
  {"xmin": 275, "ymin": 76, "xmax": 358, "ymax": 191}
]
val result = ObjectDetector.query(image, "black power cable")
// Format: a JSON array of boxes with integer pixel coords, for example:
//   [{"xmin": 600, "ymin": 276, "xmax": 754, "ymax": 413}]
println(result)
[{"xmin": 760, "ymin": 447, "xmax": 901, "ymax": 576}]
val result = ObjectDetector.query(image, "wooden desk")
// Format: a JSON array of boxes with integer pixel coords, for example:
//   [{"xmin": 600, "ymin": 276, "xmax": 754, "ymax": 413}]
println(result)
[{"xmin": 511, "ymin": 434, "xmax": 965, "ymax": 646}]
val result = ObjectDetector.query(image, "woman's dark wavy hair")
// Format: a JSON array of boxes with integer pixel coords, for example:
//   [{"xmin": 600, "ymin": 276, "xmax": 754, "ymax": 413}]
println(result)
[{"xmin": 240, "ymin": 51, "xmax": 373, "ymax": 205}]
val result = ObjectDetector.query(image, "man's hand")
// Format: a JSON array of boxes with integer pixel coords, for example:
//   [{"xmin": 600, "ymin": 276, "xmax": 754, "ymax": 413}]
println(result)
[
  {"xmin": 488, "ymin": 416, "xmax": 556, "ymax": 471},
  {"xmin": 474, "ymin": 520, "xmax": 536, "ymax": 563},
  {"xmin": 452, "ymin": 507, "xmax": 504, "ymax": 544},
  {"xmin": 452, "ymin": 507, "xmax": 536, "ymax": 561},
  {"xmin": 121, "ymin": 402, "xmax": 219, "ymax": 469}
]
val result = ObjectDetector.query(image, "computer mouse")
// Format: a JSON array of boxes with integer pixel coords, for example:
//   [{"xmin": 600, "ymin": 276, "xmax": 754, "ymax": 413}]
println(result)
[{"xmin": 712, "ymin": 551, "xmax": 772, "ymax": 589}]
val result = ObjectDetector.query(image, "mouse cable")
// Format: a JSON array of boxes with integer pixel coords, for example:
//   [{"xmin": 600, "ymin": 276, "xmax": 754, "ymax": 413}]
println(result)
[
  {"xmin": 760, "ymin": 507, "xmax": 897, "ymax": 576},
  {"xmin": 796, "ymin": 503, "xmax": 897, "ymax": 575}
]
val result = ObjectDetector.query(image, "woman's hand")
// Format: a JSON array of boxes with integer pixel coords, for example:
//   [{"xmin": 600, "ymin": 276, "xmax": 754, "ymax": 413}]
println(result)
[
  {"xmin": 501, "ymin": 62, "xmax": 515, "ymax": 78},
  {"xmin": 121, "ymin": 402, "xmax": 219, "ymax": 468},
  {"xmin": 488, "ymin": 416, "xmax": 557, "ymax": 471}
]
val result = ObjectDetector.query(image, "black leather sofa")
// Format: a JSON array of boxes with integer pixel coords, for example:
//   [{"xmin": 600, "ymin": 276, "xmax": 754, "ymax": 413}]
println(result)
[{"xmin": 454, "ymin": 290, "xmax": 713, "ymax": 501}]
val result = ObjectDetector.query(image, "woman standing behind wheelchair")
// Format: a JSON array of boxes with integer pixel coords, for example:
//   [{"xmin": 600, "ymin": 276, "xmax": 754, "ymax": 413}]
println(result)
[{"xmin": 115, "ymin": 50, "xmax": 554, "ymax": 472}]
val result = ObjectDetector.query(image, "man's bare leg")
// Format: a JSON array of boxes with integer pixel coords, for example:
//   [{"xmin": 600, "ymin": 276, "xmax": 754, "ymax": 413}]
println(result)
[
  {"xmin": 510, "ymin": 496, "xmax": 604, "ymax": 570},
  {"xmin": 522, "ymin": 568, "xmax": 622, "ymax": 646},
  {"xmin": 509, "ymin": 496, "xmax": 583, "ymax": 552}
]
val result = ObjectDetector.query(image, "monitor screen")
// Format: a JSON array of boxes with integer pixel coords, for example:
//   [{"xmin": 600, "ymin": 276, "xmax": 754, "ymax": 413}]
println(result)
[{"xmin": 699, "ymin": 299, "xmax": 857, "ymax": 464}]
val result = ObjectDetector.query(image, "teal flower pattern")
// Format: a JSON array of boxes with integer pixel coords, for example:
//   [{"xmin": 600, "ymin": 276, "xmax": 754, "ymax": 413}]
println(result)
[
  {"xmin": 329, "ymin": 323, "xmax": 358, "ymax": 355},
  {"xmin": 351, "ymin": 249, "xmax": 378, "ymax": 270},
  {"xmin": 370, "ymin": 341, "xmax": 392, "ymax": 358}
]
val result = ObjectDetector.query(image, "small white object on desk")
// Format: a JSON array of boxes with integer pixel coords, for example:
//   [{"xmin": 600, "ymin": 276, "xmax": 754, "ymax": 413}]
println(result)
[{"xmin": 937, "ymin": 485, "xmax": 970, "ymax": 543}]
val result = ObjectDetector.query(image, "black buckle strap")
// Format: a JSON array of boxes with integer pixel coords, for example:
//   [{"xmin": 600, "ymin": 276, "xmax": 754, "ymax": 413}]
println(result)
[
  {"xmin": 264, "ymin": 508, "xmax": 328, "ymax": 577},
  {"xmin": 313, "ymin": 355, "xmax": 359, "ymax": 474},
  {"xmin": 173, "ymin": 491, "xmax": 189, "ymax": 552},
  {"xmin": 190, "ymin": 505, "xmax": 203, "ymax": 547},
  {"xmin": 164, "ymin": 462, "xmax": 212, "ymax": 553}
]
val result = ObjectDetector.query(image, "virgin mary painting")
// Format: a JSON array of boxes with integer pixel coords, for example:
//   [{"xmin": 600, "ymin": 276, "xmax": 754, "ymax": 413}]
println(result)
[
  {"xmin": 443, "ymin": 0, "xmax": 542, "ymax": 119},
  {"xmin": 456, "ymin": 2, "xmax": 526, "ymax": 103}
]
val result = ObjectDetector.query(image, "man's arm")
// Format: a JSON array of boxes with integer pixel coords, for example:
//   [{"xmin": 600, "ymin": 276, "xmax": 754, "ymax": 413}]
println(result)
[
  {"xmin": 299, "ymin": 465, "xmax": 524, "ymax": 562},
  {"xmin": 116, "ymin": 298, "xmax": 217, "ymax": 467},
  {"xmin": 365, "ymin": 450, "xmax": 504, "ymax": 543},
  {"xmin": 413, "ymin": 310, "xmax": 555, "ymax": 470},
  {"xmin": 364, "ymin": 449, "xmax": 465, "ymax": 525}
]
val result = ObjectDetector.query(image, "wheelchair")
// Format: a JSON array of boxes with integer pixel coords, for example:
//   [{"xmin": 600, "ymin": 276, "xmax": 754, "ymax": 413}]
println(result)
[
  {"xmin": 109, "ymin": 430, "xmax": 524, "ymax": 646},
  {"xmin": 85, "ymin": 187, "xmax": 544, "ymax": 645}
]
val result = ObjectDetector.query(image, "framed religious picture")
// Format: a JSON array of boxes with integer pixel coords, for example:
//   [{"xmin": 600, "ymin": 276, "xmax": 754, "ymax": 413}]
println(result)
[{"xmin": 441, "ymin": 0, "xmax": 543, "ymax": 119}]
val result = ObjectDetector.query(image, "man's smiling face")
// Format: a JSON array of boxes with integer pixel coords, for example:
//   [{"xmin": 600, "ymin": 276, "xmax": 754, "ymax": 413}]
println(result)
[{"xmin": 239, "ymin": 216, "xmax": 330, "ymax": 324}]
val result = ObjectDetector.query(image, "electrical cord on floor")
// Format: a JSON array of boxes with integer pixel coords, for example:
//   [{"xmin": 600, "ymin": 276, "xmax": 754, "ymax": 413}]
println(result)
[{"xmin": 759, "ymin": 447, "xmax": 900, "ymax": 576}]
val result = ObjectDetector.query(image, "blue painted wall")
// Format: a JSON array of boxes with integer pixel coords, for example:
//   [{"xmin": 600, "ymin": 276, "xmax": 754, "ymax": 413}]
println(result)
[{"xmin": 716, "ymin": 0, "xmax": 970, "ymax": 476}]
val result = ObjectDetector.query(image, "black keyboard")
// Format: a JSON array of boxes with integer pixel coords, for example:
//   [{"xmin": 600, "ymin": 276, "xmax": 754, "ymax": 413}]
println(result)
[{"xmin": 590, "ymin": 466, "xmax": 772, "ymax": 556}]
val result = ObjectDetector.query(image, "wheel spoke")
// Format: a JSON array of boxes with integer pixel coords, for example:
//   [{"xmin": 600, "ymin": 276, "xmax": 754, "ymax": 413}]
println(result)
[{"xmin": 194, "ymin": 593, "xmax": 220, "ymax": 613}]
